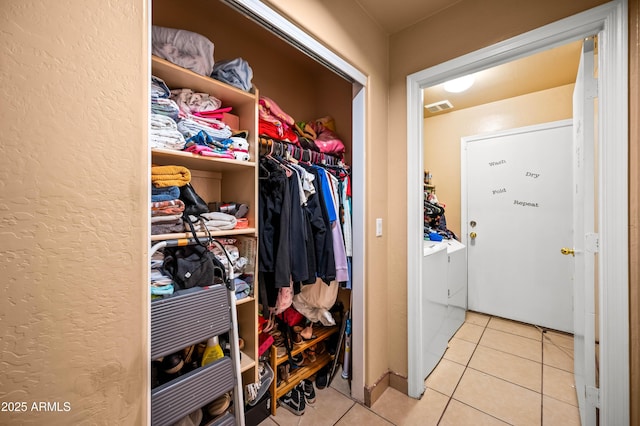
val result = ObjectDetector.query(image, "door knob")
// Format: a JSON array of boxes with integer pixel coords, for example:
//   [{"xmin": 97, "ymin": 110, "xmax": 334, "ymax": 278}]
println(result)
[
  {"xmin": 470, "ymin": 232, "xmax": 477, "ymax": 239},
  {"xmin": 560, "ymin": 247, "xmax": 575, "ymax": 256}
]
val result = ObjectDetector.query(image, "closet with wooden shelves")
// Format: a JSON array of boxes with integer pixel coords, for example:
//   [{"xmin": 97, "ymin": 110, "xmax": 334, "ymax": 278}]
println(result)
[
  {"xmin": 151, "ymin": 0, "xmax": 356, "ymax": 421},
  {"xmin": 151, "ymin": 51, "xmax": 260, "ymax": 376}
]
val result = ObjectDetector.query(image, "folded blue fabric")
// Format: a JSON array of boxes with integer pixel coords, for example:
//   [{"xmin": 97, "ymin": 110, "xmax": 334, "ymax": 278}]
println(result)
[
  {"xmin": 151, "ymin": 185, "xmax": 180, "ymax": 202},
  {"xmin": 234, "ymin": 278, "xmax": 251, "ymax": 300},
  {"xmin": 151, "ymin": 283, "xmax": 174, "ymax": 295},
  {"xmin": 151, "ymin": 75, "xmax": 171, "ymax": 99},
  {"xmin": 211, "ymin": 58, "xmax": 253, "ymax": 92},
  {"xmin": 185, "ymin": 130, "xmax": 233, "ymax": 150},
  {"xmin": 428, "ymin": 232, "xmax": 443, "ymax": 242}
]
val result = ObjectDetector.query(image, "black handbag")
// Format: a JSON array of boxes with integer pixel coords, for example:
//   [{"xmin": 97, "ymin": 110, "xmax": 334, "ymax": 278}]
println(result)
[
  {"xmin": 162, "ymin": 218, "xmax": 226, "ymax": 290},
  {"xmin": 179, "ymin": 183, "xmax": 209, "ymax": 216},
  {"xmin": 162, "ymin": 244, "xmax": 221, "ymax": 290}
]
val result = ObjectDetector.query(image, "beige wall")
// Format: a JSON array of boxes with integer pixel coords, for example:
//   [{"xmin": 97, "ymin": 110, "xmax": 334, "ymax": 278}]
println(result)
[
  {"xmin": 0, "ymin": 0, "xmax": 149, "ymax": 424},
  {"xmin": 1, "ymin": 0, "xmax": 637, "ymax": 421},
  {"xmin": 425, "ymin": 84, "xmax": 574, "ymax": 238},
  {"xmin": 386, "ymin": 0, "xmax": 610, "ymax": 381}
]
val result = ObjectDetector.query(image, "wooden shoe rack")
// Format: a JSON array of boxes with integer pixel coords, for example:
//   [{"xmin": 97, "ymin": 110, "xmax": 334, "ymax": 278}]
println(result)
[{"xmin": 268, "ymin": 325, "xmax": 338, "ymax": 415}]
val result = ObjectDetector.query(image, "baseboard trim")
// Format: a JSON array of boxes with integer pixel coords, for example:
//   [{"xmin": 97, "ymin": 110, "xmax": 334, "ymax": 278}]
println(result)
[{"xmin": 364, "ymin": 371, "xmax": 410, "ymax": 407}]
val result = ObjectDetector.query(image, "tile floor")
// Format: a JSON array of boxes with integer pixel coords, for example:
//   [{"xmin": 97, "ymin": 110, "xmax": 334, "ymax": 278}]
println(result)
[{"xmin": 259, "ymin": 311, "xmax": 580, "ymax": 425}]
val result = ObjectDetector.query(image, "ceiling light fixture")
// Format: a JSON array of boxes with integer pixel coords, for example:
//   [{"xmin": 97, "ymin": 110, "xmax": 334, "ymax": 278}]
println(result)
[{"xmin": 443, "ymin": 75, "xmax": 475, "ymax": 93}]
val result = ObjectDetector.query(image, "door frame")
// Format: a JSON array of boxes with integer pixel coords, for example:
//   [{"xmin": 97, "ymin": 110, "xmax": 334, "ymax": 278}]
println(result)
[
  {"xmin": 461, "ymin": 119, "xmax": 574, "ymax": 332},
  {"xmin": 222, "ymin": 0, "xmax": 368, "ymax": 403},
  {"xmin": 406, "ymin": 1, "xmax": 629, "ymax": 423}
]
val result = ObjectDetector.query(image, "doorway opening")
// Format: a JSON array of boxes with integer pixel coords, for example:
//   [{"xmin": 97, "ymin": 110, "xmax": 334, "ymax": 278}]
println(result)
[{"xmin": 406, "ymin": 1, "xmax": 628, "ymax": 424}]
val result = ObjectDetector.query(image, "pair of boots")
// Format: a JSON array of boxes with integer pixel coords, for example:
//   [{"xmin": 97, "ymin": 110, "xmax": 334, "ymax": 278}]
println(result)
[{"xmin": 278, "ymin": 379, "xmax": 316, "ymax": 416}]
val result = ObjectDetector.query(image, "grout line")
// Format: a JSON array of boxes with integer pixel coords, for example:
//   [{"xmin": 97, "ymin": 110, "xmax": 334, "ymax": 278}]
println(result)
[
  {"xmin": 537, "ymin": 325, "xmax": 574, "ymax": 360},
  {"xmin": 485, "ymin": 324, "xmax": 544, "ymax": 343},
  {"xmin": 463, "ymin": 365, "xmax": 541, "ymax": 394},
  {"xmin": 448, "ymin": 397, "xmax": 515, "ymax": 425},
  {"xmin": 436, "ymin": 318, "xmax": 487, "ymax": 424},
  {"xmin": 475, "ymin": 341, "xmax": 542, "ymax": 364}
]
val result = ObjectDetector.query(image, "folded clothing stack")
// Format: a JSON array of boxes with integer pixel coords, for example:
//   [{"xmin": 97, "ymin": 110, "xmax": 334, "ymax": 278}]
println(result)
[
  {"xmin": 150, "ymin": 114, "xmax": 185, "ymax": 150},
  {"xmin": 151, "ymin": 199, "xmax": 185, "ymax": 235},
  {"xmin": 151, "ymin": 256, "xmax": 174, "ymax": 296},
  {"xmin": 152, "ymin": 25, "xmax": 215, "ymax": 76},
  {"xmin": 183, "ymin": 131, "xmax": 235, "ymax": 159},
  {"xmin": 151, "ymin": 165, "xmax": 191, "ymax": 235},
  {"xmin": 187, "ymin": 212, "xmax": 237, "ymax": 231},
  {"xmin": 259, "ymin": 96, "xmax": 298, "ymax": 144},
  {"xmin": 151, "ymin": 165, "xmax": 191, "ymax": 188}
]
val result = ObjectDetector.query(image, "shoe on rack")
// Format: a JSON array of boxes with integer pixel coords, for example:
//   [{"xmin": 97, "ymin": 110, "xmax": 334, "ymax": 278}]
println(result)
[
  {"xmin": 297, "ymin": 379, "xmax": 316, "ymax": 404},
  {"xmin": 205, "ymin": 392, "xmax": 231, "ymax": 418},
  {"xmin": 171, "ymin": 408, "xmax": 203, "ymax": 426},
  {"xmin": 245, "ymin": 362, "xmax": 274, "ymax": 406},
  {"xmin": 279, "ymin": 387, "xmax": 306, "ymax": 416},
  {"xmin": 315, "ymin": 365, "xmax": 330, "ymax": 390}
]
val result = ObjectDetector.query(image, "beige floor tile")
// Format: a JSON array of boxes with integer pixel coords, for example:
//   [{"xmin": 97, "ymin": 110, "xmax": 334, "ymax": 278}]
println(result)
[
  {"xmin": 258, "ymin": 418, "xmax": 279, "ymax": 426},
  {"xmin": 543, "ymin": 341, "xmax": 574, "ymax": 372},
  {"xmin": 465, "ymin": 311, "xmax": 491, "ymax": 327},
  {"xmin": 479, "ymin": 328, "xmax": 542, "ymax": 362},
  {"xmin": 440, "ymin": 399, "xmax": 510, "ymax": 426},
  {"xmin": 370, "ymin": 387, "xmax": 449, "ymax": 426},
  {"xmin": 331, "ymin": 366, "xmax": 352, "ymax": 398},
  {"xmin": 543, "ymin": 330, "xmax": 574, "ymax": 349},
  {"xmin": 335, "ymin": 404, "xmax": 393, "ymax": 426},
  {"xmin": 453, "ymin": 368, "xmax": 541, "ymax": 425},
  {"xmin": 454, "ymin": 322, "xmax": 485, "ymax": 343},
  {"xmin": 443, "ymin": 337, "xmax": 477, "ymax": 366},
  {"xmin": 487, "ymin": 316, "xmax": 542, "ymax": 341},
  {"xmin": 424, "ymin": 358, "xmax": 465, "ymax": 396},
  {"xmin": 468, "ymin": 345, "xmax": 542, "ymax": 392},
  {"xmin": 543, "ymin": 395, "xmax": 581, "ymax": 426},
  {"xmin": 270, "ymin": 387, "xmax": 355, "ymax": 425},
  {"xmin": 543, "ymin": 365, "xmax": 578, "ymax": 406}
]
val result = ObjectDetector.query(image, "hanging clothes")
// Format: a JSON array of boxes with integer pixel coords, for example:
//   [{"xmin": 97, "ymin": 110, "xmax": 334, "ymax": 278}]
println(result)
[{"xmin": 258, "ymin": 141, "xmax": 353, "ymax": 311}]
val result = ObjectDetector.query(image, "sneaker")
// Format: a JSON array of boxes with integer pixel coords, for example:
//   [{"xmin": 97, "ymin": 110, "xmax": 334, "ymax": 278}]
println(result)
[
  {"xmin": 279, "ymin": 387, "xmax": 306, "ymax": 416},
  {"xmin": 298, "ymin": 379, "xmax": 316, "ymax": 404},
  {"xmin": 245, "ymin": 362, "xmax": 274, "ymax": 406},
  {"xmin": 315, "ymin": 365, "xmax": 330, "ymax": 389}
]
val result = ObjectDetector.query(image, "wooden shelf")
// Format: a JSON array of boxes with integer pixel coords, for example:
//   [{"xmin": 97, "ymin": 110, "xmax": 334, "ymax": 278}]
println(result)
[
  {"xmin": 272, "ymin": 326, "xmax": 338, "ymax": 366},
  {"xmin": 274, "ymin": 352, "xmax": 334, "ymax": 399},
  {"xmin": 152, "ymin": 148, "xmax": 256, "ymax": 173},
  {"xmin": 150, "ymin": 228, "xmax": 257, "ymax": 242},
  {"xmin": 152, "ymin": 55, "xmax": 256, "ymax": 106},
  {"xmin": 235, "ymin": 296, "xmax": 255, "ymax": 306},
  {"xmin": 239, "ymin": 350, "xmax": 256, "ymax": 373}
]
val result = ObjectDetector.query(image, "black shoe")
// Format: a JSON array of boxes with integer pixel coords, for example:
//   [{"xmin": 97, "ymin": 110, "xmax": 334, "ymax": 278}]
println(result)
[
  {"xmin": 315, "ymin": 365, "xmax": 330, "ymax": 389},
  {"xmin": 298, "ymin": 379, "xmax": 316, "ymax": 404},
  {"xmin": 279, "ymin": 387, "xmax": 306, "ymax": 416}
]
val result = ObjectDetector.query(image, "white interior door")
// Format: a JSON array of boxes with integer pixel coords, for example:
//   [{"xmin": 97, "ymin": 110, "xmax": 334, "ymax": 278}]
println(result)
[
  {"xmin": 464, "ymin": 120, "xmax": 573, "ymax": 332},
  {"xmin": 571, "ymin": 38, "xmax": 597, "ymax": 426}
]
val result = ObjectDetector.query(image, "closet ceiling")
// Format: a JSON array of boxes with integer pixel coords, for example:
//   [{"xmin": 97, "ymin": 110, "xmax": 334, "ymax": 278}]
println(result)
[{"xmin": 354, "ymin": 0, "xmax": 464, "ymax": 34}]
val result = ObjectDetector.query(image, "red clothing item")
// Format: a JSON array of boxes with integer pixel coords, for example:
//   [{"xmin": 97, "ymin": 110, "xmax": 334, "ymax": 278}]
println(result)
[{"xmin": 259, "ymin": 119, "xmax": 299, "ymax": 144}]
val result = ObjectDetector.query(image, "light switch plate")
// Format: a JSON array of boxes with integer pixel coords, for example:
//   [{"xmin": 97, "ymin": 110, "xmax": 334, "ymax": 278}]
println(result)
[{"xmin": 376, "ymin": 218, "xmax": 383, "ymax": 237}]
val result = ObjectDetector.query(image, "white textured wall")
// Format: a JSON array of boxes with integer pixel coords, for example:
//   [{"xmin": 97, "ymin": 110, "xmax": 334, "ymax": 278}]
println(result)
[{"xmin": 0, "ymin": 1, "xmax": 149, "ymax": 424}]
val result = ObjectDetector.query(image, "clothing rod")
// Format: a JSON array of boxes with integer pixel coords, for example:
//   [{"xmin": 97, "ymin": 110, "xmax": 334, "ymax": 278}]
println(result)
[{"xmin": 258, "ymin": 137, "xmax": 341, "ymax": 166}]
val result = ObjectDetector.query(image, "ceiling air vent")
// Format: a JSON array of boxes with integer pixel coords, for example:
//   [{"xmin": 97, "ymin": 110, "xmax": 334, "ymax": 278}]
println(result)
[{"xmin": 425, "ymin": 100, "xmax": 453, "ymax": 113}]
